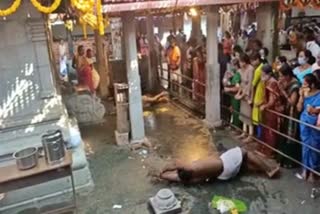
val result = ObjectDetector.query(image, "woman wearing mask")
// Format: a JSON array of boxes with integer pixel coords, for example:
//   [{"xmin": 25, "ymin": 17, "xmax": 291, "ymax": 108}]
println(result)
[
  {"xmin": 235, "ymin": 54, "xmax": 254, "ymax": 142},
  {"xmin": 278, "ymin": 64, "xmax": 301, "ymax": 168},
  {"xmin": 250, "ymin": 53, "xmax": 265, "ymax": 139},
  {"xmin": 293, "ymin": 50, "xmax": 314, "ymax": 84},
  {"xmin": 259, "ymin": 65, "xmax": 284, "ymax": 157},
  {"xmin": 296, "ymin": 74, "xmax": 320, "ymax": 182}
]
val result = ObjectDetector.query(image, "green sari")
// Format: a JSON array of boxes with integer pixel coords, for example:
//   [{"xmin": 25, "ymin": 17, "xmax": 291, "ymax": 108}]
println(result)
[
  {"xmin": 278, "ymin": 79, "xmax": 301, "ymax": 168},
  {"xmin": 230, "ymin": 72, "xmax": 241, "ymax": 128}
]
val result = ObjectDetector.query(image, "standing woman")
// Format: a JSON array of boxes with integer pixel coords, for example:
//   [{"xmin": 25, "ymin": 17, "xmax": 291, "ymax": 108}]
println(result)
[
  {"xmin": 223, "ymin": 59, "xmax": 242, "ymax": 129},
  {"xmin": 278, "ymin": 64, "xmax": 301, "ymax": 168},
  {"xmin": 250, "ymin": 53, "xmax": 265, "ymax": 139},
  {"xmin": 293, "ymin": 50, "xmax": 314, "ymax": 84},
  {"xmin": 259, "ymin": 65, "xmax": 284, "ymax": 158},
  {"xmin": 235, "ymin": 54, "xmax": 254, "ymax": 142},
  {"xmin": 297, "ymin": 74, "xmax": 320, "ymax": 182}
]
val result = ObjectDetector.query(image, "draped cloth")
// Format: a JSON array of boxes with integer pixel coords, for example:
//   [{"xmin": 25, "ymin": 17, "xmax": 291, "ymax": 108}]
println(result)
[{"xmin": 300, "ymin": 92, "xmax": 320, "ymax": 171}]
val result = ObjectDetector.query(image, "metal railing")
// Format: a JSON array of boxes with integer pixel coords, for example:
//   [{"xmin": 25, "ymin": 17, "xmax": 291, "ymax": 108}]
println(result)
[
  {"xmin": 221, "ymin": 92, "xmax": 320, "ymax": 178},
  {"xmin": 157, "ymin": 60, "xmax": 320, "ymax": 179}
]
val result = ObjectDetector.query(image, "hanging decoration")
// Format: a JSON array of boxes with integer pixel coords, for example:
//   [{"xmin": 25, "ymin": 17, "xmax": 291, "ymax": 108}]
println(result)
[
  {"xmin": 296, "ymin": 0, "xmax": 312, "ymax": 8},
  {"xmin": 312, "ymin": 0, "xmax": 320, "ymax": 8},
  {"xmin": 0, "ymin": 0, "xmax": 22, "ymax": 17},
  {"xmin": 280, "ymin": 0, "xmax": 320, "ymax": 10},
  {"xmin": 30, "ymin": 0, "xmax": 62, "ymax": 14}
]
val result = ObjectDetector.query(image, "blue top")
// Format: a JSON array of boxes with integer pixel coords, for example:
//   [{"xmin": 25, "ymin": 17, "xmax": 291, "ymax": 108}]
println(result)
[{"xmin": 293, "ymin": 66, "xmax": 313, "ymax": 83}]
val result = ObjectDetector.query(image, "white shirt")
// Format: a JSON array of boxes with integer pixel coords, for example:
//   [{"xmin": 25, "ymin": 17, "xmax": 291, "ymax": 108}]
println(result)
[{"xmin": 306, "ymin": 41, "xmax": 320, "ymax": 58}]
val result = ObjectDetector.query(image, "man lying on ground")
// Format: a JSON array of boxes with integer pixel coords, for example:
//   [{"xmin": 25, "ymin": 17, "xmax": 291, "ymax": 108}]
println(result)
[
  {"xmin": 142, "ymin": 91, "xmax": 169, "ymax": 106},
  {"xmin": 154, "ymin": 146, "xmax": 280, "ymax": 184}
]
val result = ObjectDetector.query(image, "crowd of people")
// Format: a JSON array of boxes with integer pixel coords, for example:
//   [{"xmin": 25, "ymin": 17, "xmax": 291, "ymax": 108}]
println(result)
[
  {"xmin": 136, "ymin": 29, "xmax": 208, "ymax": 104},
  {"xmin": 221, "ymin": 26, "xmax": 320, "ymax": 183}
]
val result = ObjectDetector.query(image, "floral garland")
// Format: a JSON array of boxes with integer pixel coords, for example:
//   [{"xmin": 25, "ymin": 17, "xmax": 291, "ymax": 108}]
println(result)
[
  {"xmin": 71, "ymin": 0, "xmax": 94, "ymax": 13},
  {"xmin": 0, "ymin": 0, "xmax": 21, "ymax": 17},
  {"xmin": 30, "ymin": 0, "xmax": 62, "ymax": 14}
]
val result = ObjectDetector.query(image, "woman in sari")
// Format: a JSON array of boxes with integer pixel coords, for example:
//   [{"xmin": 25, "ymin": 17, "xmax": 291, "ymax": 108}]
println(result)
[
  {"xmin": 73, "ymin": 46, "xmax": 94, "ymax": 93},
  {"xmin": 296, "ymin": 74, "xmax": 320, "ymax": 182},
  {"xmin": 223, "ymin": 59, "xmax": 242, "ymax": 129},
  {"xmin": 259, "ymin": 65, "xmax": 284, "ymax": 158},
  {"xmin": 293, "ymin": 50, "xmax": 314, "ymax": 84},
  {"xmin": 250, "ymin": 53, "xmax": 265, "ymax": 139},
  {"xmin": 278, "ymin": 64, "xmax": 301, "ymax": 168}
]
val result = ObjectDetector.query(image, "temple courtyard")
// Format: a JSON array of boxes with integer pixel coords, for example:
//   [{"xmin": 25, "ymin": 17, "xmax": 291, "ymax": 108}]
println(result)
[{"xmin": 76, "ymin": 102, "xmax": 320, "ymax": 214}]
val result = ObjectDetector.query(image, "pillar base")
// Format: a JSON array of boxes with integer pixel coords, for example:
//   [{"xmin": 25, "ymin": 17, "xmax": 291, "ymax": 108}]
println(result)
[
  {"xmin": 115, "ymin": 131, "xmax": 129, "ymax": 146},
  {"xmin": 203, "ymin": 119, "xmax": 222, "ymax": 129},
  {"xmin": 129, "ymin": 137, "xmax": 152, "ymax": 151}
]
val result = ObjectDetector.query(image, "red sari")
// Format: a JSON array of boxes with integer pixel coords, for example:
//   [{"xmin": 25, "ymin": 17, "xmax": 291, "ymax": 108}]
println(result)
[
  {"xmin": 78, "ymin": 65, "xmax": 94, "ymax": 93},
  {"xmin": 260, "ymin": 78, "xmax": 284, "ymax": 157}
]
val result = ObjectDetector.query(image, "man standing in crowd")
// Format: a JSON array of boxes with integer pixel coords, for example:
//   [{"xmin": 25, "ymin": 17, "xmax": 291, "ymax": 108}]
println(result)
[{"xmin": 167, "ymin": 37, "xmax": 181, "ymax": 94}]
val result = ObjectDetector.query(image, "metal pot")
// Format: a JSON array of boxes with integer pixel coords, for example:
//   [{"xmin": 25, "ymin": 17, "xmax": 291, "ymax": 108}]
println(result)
[
  {"xmin": 42, "ymin": 130, "xmax": 66, "ymax": 165},
  {"xmin": 13, "ymin": 147, "xmax": 38, "ymax": 170}
]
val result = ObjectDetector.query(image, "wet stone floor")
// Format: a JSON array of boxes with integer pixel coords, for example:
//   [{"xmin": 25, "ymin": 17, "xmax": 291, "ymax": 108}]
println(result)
[{"xmin": 78, "ymin": 102, "xmax": 320, "ymax": 214}]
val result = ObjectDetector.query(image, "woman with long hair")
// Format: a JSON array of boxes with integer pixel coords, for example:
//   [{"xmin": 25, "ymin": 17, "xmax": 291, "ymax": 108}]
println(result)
[
  {"xmin": 235, "ymin": 54, "xmax": 254, "ymax": 142},
  {"xmin": 296, "ymin": 74, "xmax": 320, "ymax": 182},
  {"xmin": 278, "ymin": 64, "xmax": 301, "ymax": 168},
  {"xmin": 259, "ymin": 65, "xmax": 284, "ymax": 158}
]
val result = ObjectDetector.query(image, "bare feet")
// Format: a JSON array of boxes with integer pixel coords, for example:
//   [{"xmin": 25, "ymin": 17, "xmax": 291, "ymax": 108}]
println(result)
[
  {"xmin": 236, "ymin": 133, "xmax": 247, "ymax": 139},
  {"xmin": 307, "ymin": 173, "xmax": 317, "ymax": 183},
  {"xmin": 267, "ymin": 165, "xmax": 280, "ymax": 178}
]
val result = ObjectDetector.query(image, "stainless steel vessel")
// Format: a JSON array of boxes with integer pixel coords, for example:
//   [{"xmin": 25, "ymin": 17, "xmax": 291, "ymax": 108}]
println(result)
[
  {"xmin": 42, "ymin": 130, "xmax": 66, "ymax": 165},
  {"xmin": 13, "ymin": 147, "xmax": 39, "ymax": 170}
]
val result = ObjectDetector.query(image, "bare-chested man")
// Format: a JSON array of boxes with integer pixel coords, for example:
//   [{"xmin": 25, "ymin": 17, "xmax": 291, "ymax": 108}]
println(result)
[
  {"xmin": 157, "ymin": 146, "xmax": 280, "ymax": 184},
  {"xmin": 142, "ymin": 91, "xmax": 169, "ymax": 107}
]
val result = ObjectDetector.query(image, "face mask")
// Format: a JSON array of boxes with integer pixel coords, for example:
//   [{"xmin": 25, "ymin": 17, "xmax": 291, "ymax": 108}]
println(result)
[{"xmin": 298, "ymin": 57, "xmax": 306, "ymax": 65}]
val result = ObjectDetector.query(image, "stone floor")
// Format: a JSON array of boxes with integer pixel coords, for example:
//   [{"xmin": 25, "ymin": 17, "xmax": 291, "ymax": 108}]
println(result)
[{"xmin": 77, "ymin": 102, "xmax": 320, "ymax": 214}]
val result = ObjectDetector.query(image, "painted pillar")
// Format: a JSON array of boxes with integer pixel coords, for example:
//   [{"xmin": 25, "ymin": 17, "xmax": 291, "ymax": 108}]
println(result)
[
  {"xmin": 205, "ymin": 6, "xmax": 221, "ymax": 127},
  {"xmin": 122, "ymin": 12, "xmax": 145, "ymax": 142},
  {"xmin": 94, "ymin": 31, "xmax": 110, "ymax": 97},
  {"xmin": 191, "ymin": 15, "xmax": 202, "ymax": 43},
  {"xmin": 146, "ymin": 14, "xmax": 158, "ymax": 92},
  {"xmin": 256, "ymin": 2, "xmax": 279, "ymax": 61}
]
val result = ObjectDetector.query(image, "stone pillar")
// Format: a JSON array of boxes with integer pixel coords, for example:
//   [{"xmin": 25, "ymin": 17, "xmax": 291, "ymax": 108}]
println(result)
[
  {"xmin": 191, "ymin": 15, "xmax": 202, "ymax": 43},
  {"xmin": 122, "ymin": 12, "xmax": 145, "ymax": 143},
  {"xmin": 205, "ymin": 6, "xmax": 221, "ymax": 127},
  {"xmin": 256, "ymin": 2, "xmax": 279, "ymax": 62},
  {"xmin": 146, "ymin": 14, "xmax": 158, "ymax": 92},
  {"xmin": 94, "ymin": 31, "xmax": 110, "ymax": 97}
]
